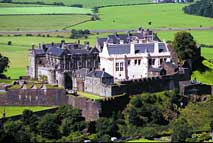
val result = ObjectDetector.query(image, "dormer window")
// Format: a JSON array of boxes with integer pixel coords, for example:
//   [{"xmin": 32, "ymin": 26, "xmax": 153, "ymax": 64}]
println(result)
[{"xmin": 135, "ymin": 50, "xmax": 140, "ymax": 54}]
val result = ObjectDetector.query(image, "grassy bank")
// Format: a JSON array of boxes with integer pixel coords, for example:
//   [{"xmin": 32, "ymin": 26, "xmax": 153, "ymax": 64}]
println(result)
[
  {"xmin": 0, "ymin": 6, "xmax": 92, "ymax": 15},
  {"xmin": 73, "ymin": 4, "xmax": 213, "ymax": 30},
  {"xmin": 0, "ymin": 106, "xmax": 55, "ymax": 117}
]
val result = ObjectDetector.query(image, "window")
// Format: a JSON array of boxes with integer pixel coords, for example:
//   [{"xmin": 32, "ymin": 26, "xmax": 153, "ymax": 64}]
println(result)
[
  {"xmin": 120, "ymin": 62, "xmax": 124, "ymax": 71},
  {"xmin": 115, "ymin": 63, "xmax": 119, "ymax": 71},
  {"xmin": 149, "ymin": 59, "xmax": 155, "ymax": 65},
  {"xmin": 135, "ymin": 60, "xmax": 137, "ymax": 65},
  {"xmin": 152, "ymin": 59, "xmax": 155, "ymax": 65},
  {"xmin": 128, "ymin": 60, "xmax": 131, "ymax": 65},
  {"xmin": 149, "ymin": 59, "xmax": 152, "ymax": 65},
  {"xmin": 160, "ymin": 58, "xmax": 163, "ymax": 64},
  {"xmin": 138, "ymin": 59, "xmax": 141, "ymax": 65}
]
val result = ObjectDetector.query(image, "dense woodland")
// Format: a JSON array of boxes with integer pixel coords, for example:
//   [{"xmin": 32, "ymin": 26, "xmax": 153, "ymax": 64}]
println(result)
[
  {"xmin": 183, "ymin": 0, "xmax": 213, "ymax": 18},
  {"xmin": 0, "ymin": 91, "xmax": 212, "ymax": 142}
]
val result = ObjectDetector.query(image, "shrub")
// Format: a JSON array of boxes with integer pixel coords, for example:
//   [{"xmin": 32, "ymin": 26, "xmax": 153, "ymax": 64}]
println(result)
[
  {"xmin": 7, "ymin": 41, "xmax": 12, "ymax": 45},
  {"xmin": 70, "ymin": 4, "xmax": 83, "ymax": 8},
  {"xmin": 26, "ymin": 34, "xmax": 33, "ymax": 36}
]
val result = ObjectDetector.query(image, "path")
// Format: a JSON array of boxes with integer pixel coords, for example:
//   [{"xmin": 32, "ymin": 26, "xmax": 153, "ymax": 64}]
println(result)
[{"xmin": 0, "ymin": 27, "xmax": 212, "ymax": 35}]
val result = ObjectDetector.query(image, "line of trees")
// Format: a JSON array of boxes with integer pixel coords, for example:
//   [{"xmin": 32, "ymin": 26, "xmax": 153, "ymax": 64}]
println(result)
[
  {"xmin": 183, "ymin": 0, "xmax": 213, "ymax": 18},
  {"xmin": 0, "ymin": 53, "xmax": 9, "ymax": 78}
]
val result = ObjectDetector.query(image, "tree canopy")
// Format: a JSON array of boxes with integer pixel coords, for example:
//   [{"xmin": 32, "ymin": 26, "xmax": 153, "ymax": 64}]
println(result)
[
  {"xmin": 183, "ymin": 0, "xmax": 213, "ymax": 18},
  {"xmin": 172, "ymin": 31, "xmax": 199, "ymax": 62},
  {"xmin": 171, "ymin": 118, "xmax": 192, "ymax": 142},
  {"xmin": 0, "ymin": 53, "xmax": 9, "ymax": 75}
]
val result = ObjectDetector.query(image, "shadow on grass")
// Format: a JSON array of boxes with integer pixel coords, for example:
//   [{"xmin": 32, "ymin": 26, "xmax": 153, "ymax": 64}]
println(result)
[{"xmin": 193, "ymin": 57, "xmax": 211, "ymax": 73}]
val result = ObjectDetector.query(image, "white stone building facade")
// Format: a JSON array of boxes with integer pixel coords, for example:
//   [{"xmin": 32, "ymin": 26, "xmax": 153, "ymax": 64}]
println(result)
[{"xmin": 99, "ymin": 42, "xmax": 171, "ymax": 81}]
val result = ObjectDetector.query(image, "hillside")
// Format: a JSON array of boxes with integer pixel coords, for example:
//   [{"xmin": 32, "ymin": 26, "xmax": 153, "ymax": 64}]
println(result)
[{"xmin": 0, "ymin": 0, "xmax": 152, "ymax": 8}]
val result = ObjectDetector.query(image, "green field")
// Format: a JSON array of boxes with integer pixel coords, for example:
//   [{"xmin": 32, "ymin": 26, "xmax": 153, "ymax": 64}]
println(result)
[
  {"xmin": 0, "ymin": 6, "xmax": 93, "ymax": 15},
  {"xmin": 201, "ymin": 48, "xmax": 213, "ymax": 60},
  {"xmin": 77, "ymin": 91, "xmax": 103, "ymax": 100},
  {"xmin": 191, "ymin": 60, "xmax": 213, "ymax": 85},
  {"xmin": 73, "ymin": 4, "xmax": 213, "ymax": 30},
  {"xmin": 0, "ymin": 106, "xmax": 55, "ymax": 117},
  {"xmin": 10, "ymin": 0, "xmax": 152, "ymax": 8},
  {"xmin": 0, "ymin": 15, "xmax": 91, "ymax": 31},
  {"xmin": 0, "ymin": 2, "xmax": 43, "ymax": 7}
]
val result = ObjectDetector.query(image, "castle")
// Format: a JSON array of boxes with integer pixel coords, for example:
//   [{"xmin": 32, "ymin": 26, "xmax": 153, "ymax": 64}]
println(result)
[
  {"xmin": 27, "ymin": 28, "xmax": 182, "ymax": 96},
  {"xmin": 27, "ymin": 41, "xmax": 99, "ymax": 88}
]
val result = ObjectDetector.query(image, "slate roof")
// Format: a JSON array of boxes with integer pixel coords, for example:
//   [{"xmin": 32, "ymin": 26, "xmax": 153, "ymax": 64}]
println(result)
[
  {"xmin": 87, "ymin": 70, "xmax": 113, "ymax": 78},
  {"xmin": 97, "ymin": 38, "xmax": 107, "ymax": 47},
  {"xmin": 42, "ymin": 43, "xmax": 99, "ymax": 57},
  {"xmin": 46, "ymin": 47, "xmax": 67, "ymax": 57},
  {"xmin": 107, "ymin": 44, "xmax": 130, "ymax": 55},
  {"xmin": 163, "ymin": 62, "xmax": 178, "ymax": 69},
  {"xmin": 158, "ymin": 43, "xmax": 167, "ymax": 52},
  {"xmin": 108, "ymin": 34, "xmax": 129, "ymax": 44},
  {"xmin": 134, "ymin": 43, "xmax": 155, "ymax": 53},
  {"xmin": 34, "ymin": 49, "xmax": 45, "ymax": 55},
  {"xmin": 148, "ymin": 67, "xmax": 163, "ymax": 72}
]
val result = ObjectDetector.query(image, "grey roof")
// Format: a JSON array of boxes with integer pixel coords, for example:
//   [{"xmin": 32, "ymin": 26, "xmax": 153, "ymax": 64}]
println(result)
[
  {"xmin": 97, "ymin": 38, "xmax": 107, "ymax": 47},
  {"xmin": 108, "ymin": 34, "xmax": 129, "ymax": 44},
  {"xmin": 134, "ymin": 43, "xmax": 155, "ymax": 53},
  {"xmin": 158, "ymin": 43, "xmax": 167, "ymax": 52},
  {"xmin": 148, "ymin": 67, "xmax": 163, "ymax": 72},
  {"xmin": 69, "ymin": 49, "xmax": 89, "ymax": 55},
  {"xmin": 87, "ymin": 70, "xmax": 113, "ymax": 78},
  {"xmin": 107, "ymin": 44, "xmax": 130, "ymax": 55},
  {"xmin": 34, "ymin": 49, "xmax": 45, "ymax": 55},
  {"xmin": 164, "ymin": 62, "xmax": 178, "ymax": 69},
  {"xmin": 46, "ymin": 47, "xmax": 67, "ymax": 57},
  {"xmin": 89, "ymin": 47, "xmax": 99, "ymax": 53}
]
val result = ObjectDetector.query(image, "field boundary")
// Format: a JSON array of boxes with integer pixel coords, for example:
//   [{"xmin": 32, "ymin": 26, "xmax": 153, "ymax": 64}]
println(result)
[
  {"xmin": 62, "ymin": 19, "xmax": 92, "ymax": 30},
  {"xmin": 0, "ymin": 13, "xmax": 92, "ymax": 16}
]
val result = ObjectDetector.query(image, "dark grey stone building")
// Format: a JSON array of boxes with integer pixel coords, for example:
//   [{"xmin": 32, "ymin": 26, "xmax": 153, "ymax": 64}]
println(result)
[{"xmin": 27, "ymin": 42, "xmax": 99, "ymax": 88}]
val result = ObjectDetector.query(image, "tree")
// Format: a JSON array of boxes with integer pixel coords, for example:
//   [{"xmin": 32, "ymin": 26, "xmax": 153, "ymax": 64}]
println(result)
[
  {"xmin": 172, "ymin": 31, "xmax": 198, "ymax": 62},
  {"xmin": 96, "ymin": 117, "xmax": 119, "ymax": 137},
  {"xmin": 21, "ymin": 109, "xmax": 38, "ymax": 132},
  {"xmin": 61, "ymin": 119, "xmax": 86, "ymax": 136},
  {"xmin": 3, "ymin": 120, "xmax": 31, "ymax": 142},
  {"xmin": 38, "ymin": 114, "xmax": 60, "ymax": 139},
  {"xmin": 0, "ymin": 53, "xmax": 9, "ymax": 75},
  {"xmin": 171, "ymin": 118, "xmax": 192, "ymax": 142}
]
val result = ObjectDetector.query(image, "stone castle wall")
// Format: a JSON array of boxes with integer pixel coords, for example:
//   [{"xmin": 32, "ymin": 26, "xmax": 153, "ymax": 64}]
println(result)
[
  {"xmin": 67, "ymin": 96, "xmax": 101, "ymax": 121},
  {"xmin": 0, "ymin": 88, "xmax": 67, "ymax": 106}
]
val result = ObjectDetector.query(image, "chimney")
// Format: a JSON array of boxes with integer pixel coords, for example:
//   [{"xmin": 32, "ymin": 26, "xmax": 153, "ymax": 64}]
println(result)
[
  {"xmin": 78, "ymin": 40, "xmax": 80, "ymax": 45},
  {"xmin": 32, "ymin": 43, "xmax": 35, "ymax": 49}
]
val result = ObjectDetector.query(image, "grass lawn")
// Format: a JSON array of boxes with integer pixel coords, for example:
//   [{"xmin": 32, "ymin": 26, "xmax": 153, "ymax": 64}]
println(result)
[
  {"xmin": 191, "ymin": 60, "xmax": 213, "ymax": 85},
  {"xmin": 0, "ymin": 106, "xmax": 55, "ymax": 117},
  {"xmin": 0, "ymin": 15, "xmax": 91, "ymax": 31},
  {"xmin": 77, "ymin": 91, "xmax": 103, "ymax": 100},
  {"xmin": 0, "ymin": 6, "xmax": 93, "ymax": 15},
  {"xmin": 201, "ymin": 48, "xmax": 213, "ymax": 60},
  {"xmin": 73, "ymin": 4, "xmax": 213, "ymax": 30},
  {"xmin": 0, "ymin": 2, "xmax": 43, "ymax": 7},
  {"xmin": 179, "ymin": 98, "xmax": 213, "ymax": 131},
  {"xmin": 11, "ymin": 0, "xmax": 152, "ymax": 8}
]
